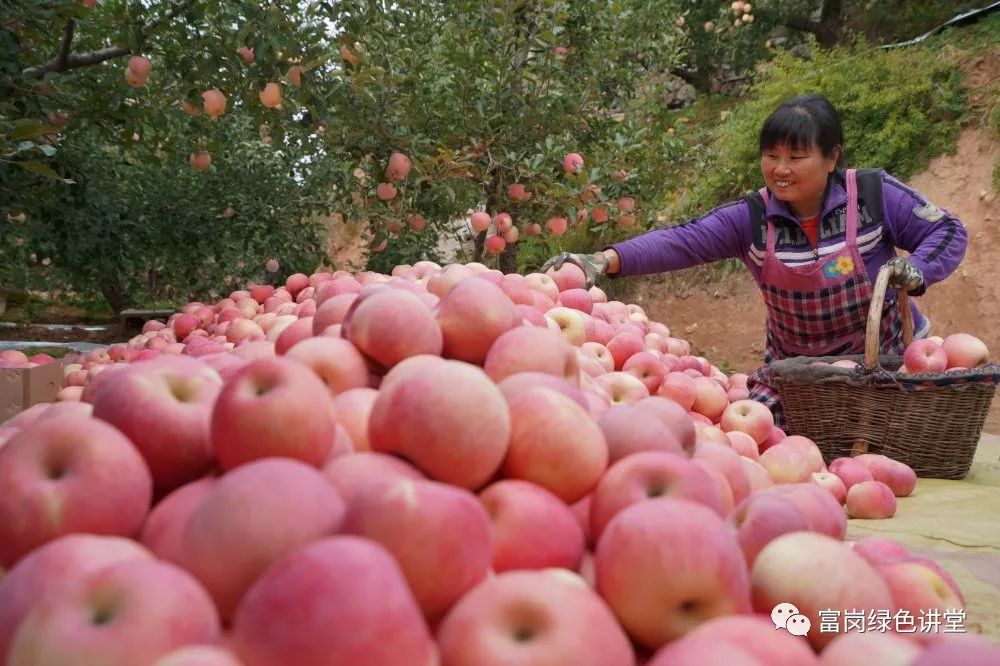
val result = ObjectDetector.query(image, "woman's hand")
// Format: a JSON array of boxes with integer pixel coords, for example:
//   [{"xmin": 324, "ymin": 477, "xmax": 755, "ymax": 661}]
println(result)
[
  {"xmin": 885, "ymin": 257, "xmax": 924, "ymax": 293},
  {"xmin": 539, "ymin": 251, "xmax": 611, "ymax": 289}
]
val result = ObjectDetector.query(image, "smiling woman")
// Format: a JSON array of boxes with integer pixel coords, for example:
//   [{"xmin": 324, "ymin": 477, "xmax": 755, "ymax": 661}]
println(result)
[
  {"xmin": 540, "ymin": 93, "xmax": 970, "ymax": 427},
  {"xmin": 758, "ymin": 95, "xmax": 844, "ymax": 220}
]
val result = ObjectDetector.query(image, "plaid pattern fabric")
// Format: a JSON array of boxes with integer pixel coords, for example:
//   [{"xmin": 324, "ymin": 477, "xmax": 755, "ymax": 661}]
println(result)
[
  {"xmin": 746, "ymin": 169, "xmax": 907, "ymax": 428},
  {"xmin": 764, "ymin": 279, "xmax": 905, "ymax": 360},
  {"xmin": 749, "ymin": 290, "xmax": 907, "ymax": 428}
]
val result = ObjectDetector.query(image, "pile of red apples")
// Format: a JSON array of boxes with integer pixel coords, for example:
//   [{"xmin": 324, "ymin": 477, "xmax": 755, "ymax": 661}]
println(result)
[{"xmin": 0, "ymin": 259, "xmax": 996, "ymax": 666}]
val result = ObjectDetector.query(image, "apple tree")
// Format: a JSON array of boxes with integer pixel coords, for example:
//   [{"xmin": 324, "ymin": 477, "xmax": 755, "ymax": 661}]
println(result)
[
  {"xmin": 1, "ymin": 0, "xmax": 336, "ymax": 311},
  {"xmin": 306, "ymin": 0, "xmax": 697, "ymax": 275}
]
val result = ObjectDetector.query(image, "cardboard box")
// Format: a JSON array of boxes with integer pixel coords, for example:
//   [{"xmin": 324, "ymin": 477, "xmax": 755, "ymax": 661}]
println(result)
[{"xmin": 0, "ymin": 360, "xmax": 68, "ymax": 423}]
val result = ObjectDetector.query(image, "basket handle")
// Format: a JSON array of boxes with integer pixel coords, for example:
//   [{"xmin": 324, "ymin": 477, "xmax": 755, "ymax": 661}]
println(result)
[{"xmin": 863, "ymin": 263, "xmax": 914, "ymax": 370}]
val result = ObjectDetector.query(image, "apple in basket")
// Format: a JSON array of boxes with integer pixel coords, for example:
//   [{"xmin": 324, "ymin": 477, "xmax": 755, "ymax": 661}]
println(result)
[
  {"xmin": 902, "ymin": 339, "xmax": 948, "ymax": 373},
  {"xmin": 941, "ymin": 333, "xmax": 989, "ymax": 370}
]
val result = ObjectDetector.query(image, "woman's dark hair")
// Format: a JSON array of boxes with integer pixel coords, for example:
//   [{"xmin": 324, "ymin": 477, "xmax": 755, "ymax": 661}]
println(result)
[{"xmin": 759, "ymin": 94, "xmax": 846, "ymax": 168}]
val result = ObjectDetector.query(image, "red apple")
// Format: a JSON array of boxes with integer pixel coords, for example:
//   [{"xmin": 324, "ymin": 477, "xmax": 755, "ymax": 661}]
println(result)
[
  {"xmin": 845, "ymin": 480, "xmax": 896, "ymax": 519},
  {"xmin": 690, "ymin": 376, "xmax": 728, "ymax": 422},
  {"xmin": 654, "ymin": 614, "xmax": 821, "ymax": 666},
  {"xmin": 342, "ymin": 478, "xmax": 493, "ymax": 622},
  {"xmin": 606, "ymin": 333, "xmax": 644, "ymax": 370},
  {"xmin": 91, "ymin": 357, "xmax": 222, "ymax": 492},
  {"xmin": 497, "ymin": 371, "xmax": 588, "ymax": 410},
  {"xmin": 726, "ymin": 430, "xmax": 760, "ymax": 460},
  {"xmin": 600, "ymin": 404, "xmax": 686, "ymax": 463},
  {"xmin": 647, "ymin": 636, "xmax": 767, "ymax": 665},
  {"xmin": 903, "ymin": 339, "xmax": 948, "ymax": 373},
  {"xmin": 503, "ymin": 387, "xmax": 608, "ymax": 503},
  {"xmin": 694, "ymin": 440, "xmax": 752, "ymax": 505},
  {"xmin": 941, "ymin": 332, "xmax": 989, "ymax": 369},
  {"xmin": 657, "ymin": 371, "xmax": 697, "ymax": 410},
  {"xmin": 138, "ymin": 474, "xmax": 216, "ymax": 566},
  {"xmin": 435, "ymin": 277, "xmax": 520, "ymax": 364},
  {"xmin": 779, "ymin": 435, "xmax": 825, "ymax": 473},
  {"xmin": 210, "ymin": 356, "xmax": 337, "ymax": 469},
  {"xmin": 558, "ymin": 288, "xmax": 594, "ymax": 313},
  {"xmin": 811, "ymin": 472, "xmax": 847, "ymax": 504},
  {"xmin": 480, "ymin": 479, "xmax": 586, "ymax": 573},
  {"xmin": 850, "ymin": 536, "xmax": 911, "ymax": 566},
  {"xmin": 594, "ymin": 371, "xmax": 649, "ymax": 405},
  {"xmin": 767, "ymin": 483, "xmax": 847, "ymax": 540},
  {"xmin": 875, "ymin": 557, "xmax": 965, "ymax": 640},
  {"xmin": 322, "ymin": 451, "xmax": 425, "ymax": 506},
  {"xmin": 632, "ymin": 395, "xmax": 698, "ymax": 455},
  {"xmin": 437, "ymin": 569, "xmax": 634, "ymax": 666},
  {"xmin": 0, "ymin": 535, "xmax": 152, "ymax": 660},
  {"xmin": 758, "ymin": 442, "xmax": 813, "ymax": 484},
  {"xmin": 729, "ymin": 491, "xmax": 810, "ymax": 568},
  {"xmin": 484, "ymin": 326, "xmax": 580, "ymax": 385},
  {"xmin": 181, "ymin": 458, "xmax": 345, "ymax": 621},
  {"xmin": 283, "ymin": 336, "xmax": 370, "ymax": 396},
  {"xmin": 153, "ymin": 645, "xmax": 243, "ymax": 666},
  {"xmin": 341, "ymin": 288, "xmax": 443, "ymax": 371},
  {"xmin": 231, "ymin": 536, "xmax": 437, "ymax": 666},
  {"xmin": 8, "ymin": 559, "xmax": 220, "ymax": 665},
  {"xmin": 828, "ymin": 457, "xmax": 875, "ymax": 492},
  {"xmin": 751, "ymin": 532, "xmax": 893, "ymax": 650},
  {"xmin": 909, "ymin": 634, "xmax": 1000, "ymax": 664},
  {"xmin": 740, "ymin": 457, "xmax": 774, "ymax": 492},
  {"xmin": 546, "ymin": 307, "xmax": 589, "ymax": 346},
  {"xmin": 0, "ymin": 416, "xmax": 152, "ymax": 568},
  {"xmin": 850, "ymin": 454, "xmax": 917, "ymax": 497},
  {"xmin": 819, "ymin": 631, "xmax": 921, "ymax": 666},
  {"xmin": 622, "ymin": 351, "xmax": 667, "ymax": 393},
  {"xmin": 545, "ymin": 262, "xmax": 587, "ymax": 292},
  {"xmin": 719, "ymin": 399, "xmax": 774, "ymax": 445},
  {"xmin": 596, "ymin": 497, "xmax": 752, "ymax": 650},
  {"xmin": 591, "ymin": 451, "xmax": 725, "ymax": 539},
  {"xmin": 369, "ymin": 357, "xmax": 511, "ymax": 489}
]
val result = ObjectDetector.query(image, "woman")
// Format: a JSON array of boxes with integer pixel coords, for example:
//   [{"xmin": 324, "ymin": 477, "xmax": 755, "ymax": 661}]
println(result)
[{"xmin": 541, "ymin": 93, "xmax": 968, "ymax": 427}]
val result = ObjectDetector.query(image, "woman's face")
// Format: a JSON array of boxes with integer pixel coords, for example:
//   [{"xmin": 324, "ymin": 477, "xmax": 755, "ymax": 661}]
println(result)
[{"xmin": 760, "ymin": 142, "xmax": 840, "ymax": 218}]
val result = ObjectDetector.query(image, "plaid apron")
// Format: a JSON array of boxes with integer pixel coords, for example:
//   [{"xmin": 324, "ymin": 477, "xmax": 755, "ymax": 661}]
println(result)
[{"xmin": 747, "ymin": 169, "xmax": 905, "ymax": 427}]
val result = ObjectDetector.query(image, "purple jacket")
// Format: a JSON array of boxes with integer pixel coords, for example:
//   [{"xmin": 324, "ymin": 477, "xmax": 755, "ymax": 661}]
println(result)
[{"xmin": 607, "ymin": 169, "xmax": 968, "ymax": 335}]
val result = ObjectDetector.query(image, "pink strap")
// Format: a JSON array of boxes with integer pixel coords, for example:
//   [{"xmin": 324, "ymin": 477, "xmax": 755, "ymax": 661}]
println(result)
[
  {"xmin": 845, "ymin": 168, "xmax": 858, "ymax": 245},
  {"xmin": 760, "ymin": 187, "xmax": 776, "ymax": 253}
]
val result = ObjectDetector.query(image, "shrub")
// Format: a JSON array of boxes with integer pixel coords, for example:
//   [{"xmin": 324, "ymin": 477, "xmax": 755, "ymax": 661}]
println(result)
[{"xmin": 680, "ymin": 42, "xmax": 966, "ymax": 216}]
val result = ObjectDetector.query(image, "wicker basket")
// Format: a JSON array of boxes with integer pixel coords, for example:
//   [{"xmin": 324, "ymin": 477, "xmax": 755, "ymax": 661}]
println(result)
[{"xmin": 769, "ymin": 264, "xmax": 1000, "ymax": 480}]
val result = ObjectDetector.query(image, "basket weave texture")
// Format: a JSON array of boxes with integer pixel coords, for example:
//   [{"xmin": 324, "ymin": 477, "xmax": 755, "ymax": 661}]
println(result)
[{"xmin": 769, "ymin": 265, "xmax": 1000, "ymax": 480}]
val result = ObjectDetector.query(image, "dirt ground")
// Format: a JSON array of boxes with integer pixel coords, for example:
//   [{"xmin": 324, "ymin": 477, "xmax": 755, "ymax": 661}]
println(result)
[{"xmin": 626, "ymin": 126, "xmax": 1000, "ymax": 430}]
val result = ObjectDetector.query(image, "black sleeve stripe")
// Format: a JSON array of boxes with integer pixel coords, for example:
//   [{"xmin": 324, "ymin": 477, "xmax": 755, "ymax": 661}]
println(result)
[{"xmin": 924, "ymin": 219, "xmax": 959, "ymax": 263}]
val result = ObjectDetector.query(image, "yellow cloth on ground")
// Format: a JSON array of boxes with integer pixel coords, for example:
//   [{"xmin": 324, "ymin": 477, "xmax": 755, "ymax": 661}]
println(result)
[{"xmin": 846, "ymin": 434, "xmax": 1000, "ymax": 642}]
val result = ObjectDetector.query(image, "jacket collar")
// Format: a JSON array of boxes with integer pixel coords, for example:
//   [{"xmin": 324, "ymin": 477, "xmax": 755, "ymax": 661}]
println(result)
[{"xmin": 763, "ymin": 172, "xmax": 848, "ymax": 223}]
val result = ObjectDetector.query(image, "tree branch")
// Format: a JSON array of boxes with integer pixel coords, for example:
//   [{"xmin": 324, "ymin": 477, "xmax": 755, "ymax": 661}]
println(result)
[
  {"xmin": 22, "ymin": 0, "xmax": 196, "ymax": 79},
  {"xmin": 669, "ymin": 66, "xmax": 698, "ymax": 86},
  {"xmin": 785, "ymin": 18, "xmax": 821, "ymax": 36},
  {"xmin": 56, "ymin": 19, "xmax": 76, "ymax": 71}
]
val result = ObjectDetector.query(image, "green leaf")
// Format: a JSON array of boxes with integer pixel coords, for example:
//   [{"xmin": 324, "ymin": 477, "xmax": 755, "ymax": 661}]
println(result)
[
  {"xmin": 10, "ymin": 124, "xmax": 58, "ymax": 141},
  {"xmin": 38, "ymin": 145, "xmax": 57, "ymax": 157},
  {"xmin": 17, "ymin": 161, "xmax": 63, "ymax": 180}
]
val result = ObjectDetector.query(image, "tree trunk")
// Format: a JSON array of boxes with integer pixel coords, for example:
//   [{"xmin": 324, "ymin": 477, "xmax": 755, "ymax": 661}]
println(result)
[
  {"xmin": 816, "ymin": 0, "xmax": 844, "ymax": 47},
  {"xmin": 474, "ymin": 166, "xmax": 503, "ymax": 264},
  {"xmin": 99, "ymin": 276, "xmax": 133, "ymax": 315},
  {"xmin": 499, "ymin": 241, "xmax": 518, "ymax": 274},
  {"xmin": 473, "ymin": 228, "xmax": 486, "ymax": 263},
  {"xmin": 786, "ymin": 0, "xmax": 845, "ymax": 48},
  {"xmin": 671, "ymin": 66, "xmax": 711, "ymax": 95}
]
